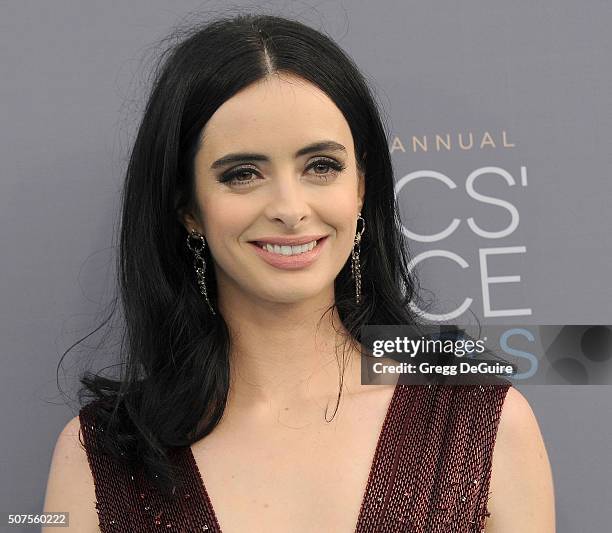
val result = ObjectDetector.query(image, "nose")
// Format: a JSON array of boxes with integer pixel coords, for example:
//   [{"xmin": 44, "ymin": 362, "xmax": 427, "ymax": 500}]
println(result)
[{"xmin": 263, "ymin": 172, "xmax": 312, "ymax": 227}]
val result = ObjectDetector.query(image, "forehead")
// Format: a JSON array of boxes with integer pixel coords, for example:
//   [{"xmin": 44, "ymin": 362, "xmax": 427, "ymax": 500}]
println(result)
[{"xmin": 198, "ymin": 73, "xmax": 354, "ymax": 160}]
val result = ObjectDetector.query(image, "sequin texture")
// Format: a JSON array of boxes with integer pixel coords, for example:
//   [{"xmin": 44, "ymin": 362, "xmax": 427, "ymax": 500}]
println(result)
[{"xmin": 78, "ymin": 382, "xmax": 510, "ymax": 532}]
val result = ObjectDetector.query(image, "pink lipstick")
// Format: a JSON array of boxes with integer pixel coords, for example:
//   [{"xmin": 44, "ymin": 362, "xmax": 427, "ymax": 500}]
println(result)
[{"xmin": 248, "ymin": 236, "xmax": 328, "ymax": 270}]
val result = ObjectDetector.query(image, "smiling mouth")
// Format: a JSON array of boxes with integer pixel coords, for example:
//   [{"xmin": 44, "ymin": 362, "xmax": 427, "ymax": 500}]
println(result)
[{"xmin": 253, "ymin": 237, "xmax": 325, "ymax": 256}]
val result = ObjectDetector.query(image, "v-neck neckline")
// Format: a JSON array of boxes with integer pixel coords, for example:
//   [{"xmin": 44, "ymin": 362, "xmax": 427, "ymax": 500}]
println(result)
[{"xmin": 185, "ymin": 379, "xmax": 403, "ymax": 532}]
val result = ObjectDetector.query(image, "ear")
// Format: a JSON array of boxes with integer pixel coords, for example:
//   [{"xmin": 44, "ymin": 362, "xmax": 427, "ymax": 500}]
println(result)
[
  {"xmin": 177, "ymin": 207, "xmax": 203, "ymax": 235},
  {"xmin": 357, "ymin": 168, "xmax": 365, "ymax": 213}
]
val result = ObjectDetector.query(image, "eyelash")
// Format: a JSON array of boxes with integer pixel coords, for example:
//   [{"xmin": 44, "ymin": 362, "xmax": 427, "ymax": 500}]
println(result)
[{"xmin": 219, "ymin": 158, "xmax": 346, "ymax": 187}]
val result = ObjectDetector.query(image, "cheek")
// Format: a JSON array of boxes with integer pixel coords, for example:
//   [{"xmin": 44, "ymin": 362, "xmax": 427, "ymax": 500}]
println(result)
[
  {"xmin": 202, "ymin": 194, "xmax": 254, "ymax": 233},
  {"xmin": 199, "ymin": 196, "xmax": 254, "ymax": 261},
  {"xmin": 322, "ymin": 187, "xmax": 359, "ymax": 228},
  {"xmin": 319, "ymin": 194, "xmax": 359, "ymax": 257}
]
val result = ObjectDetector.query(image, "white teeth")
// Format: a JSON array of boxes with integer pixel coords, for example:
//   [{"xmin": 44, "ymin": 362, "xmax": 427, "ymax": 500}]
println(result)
[{"xmin": 260, "ymin": 239, "xmax": 318, "ymax": 255}]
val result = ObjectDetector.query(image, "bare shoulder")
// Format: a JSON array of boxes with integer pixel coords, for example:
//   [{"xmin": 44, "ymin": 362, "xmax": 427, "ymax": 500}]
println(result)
[
  {"xmin": 43, "ymin": 414, "xmax": 101, "ymax": 532},
  {"xmin": 485, "ymin": 386, "xmax": 556, "ymax": 532}
]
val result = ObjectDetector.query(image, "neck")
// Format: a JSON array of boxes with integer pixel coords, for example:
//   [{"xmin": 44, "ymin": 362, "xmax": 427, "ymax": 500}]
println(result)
[{"xmin": 216, "ymin": 282, "xmax": 363, "ymax": 414}]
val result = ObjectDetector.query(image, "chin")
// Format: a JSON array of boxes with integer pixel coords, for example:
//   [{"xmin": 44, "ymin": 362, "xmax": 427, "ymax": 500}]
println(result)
[{"xmin": 256, "ymin": 284, "xmax": 329, "ymax": 305}]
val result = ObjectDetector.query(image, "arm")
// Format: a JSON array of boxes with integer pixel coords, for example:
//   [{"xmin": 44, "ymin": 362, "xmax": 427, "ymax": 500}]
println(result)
[
  {"xmin": 42, "ymin": 415, "xmax": 101, "ymax": 532},
  {"xmin": 485, "ymin": 387, "xmax": 555, "ymax": 532}
]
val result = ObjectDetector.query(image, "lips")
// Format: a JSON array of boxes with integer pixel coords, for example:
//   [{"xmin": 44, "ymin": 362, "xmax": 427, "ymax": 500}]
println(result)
[
  {"xmin": 248, "ymin": 236, "xmax": 328, "ymax": 270},
  {"xmin": 249, "ymin": 235, "xmax": 328, "ymax": 246}
]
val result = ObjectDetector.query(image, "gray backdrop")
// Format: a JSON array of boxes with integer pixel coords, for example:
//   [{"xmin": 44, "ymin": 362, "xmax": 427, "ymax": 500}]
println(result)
[{"xmin": 1, "ymin": 1, "xmax": 610, "ymax": 531}]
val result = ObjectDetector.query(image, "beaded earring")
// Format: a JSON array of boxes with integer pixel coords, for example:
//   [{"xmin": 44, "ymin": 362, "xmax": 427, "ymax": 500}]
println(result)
[
  {"xmin": 351, "ymin": 212, "xmax": 365, "ymax": 304},
  {"xmin": 186, "ymin": 229, "xmax": 216, "ymax": 315}
]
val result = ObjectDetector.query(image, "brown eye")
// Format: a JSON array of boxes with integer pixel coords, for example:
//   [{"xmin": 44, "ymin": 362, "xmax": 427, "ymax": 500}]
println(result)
[
  {"xmin": 218, "ymin": 167, "xmax": 260, "ymax": 187},
  {"xmin": 307, "ymin": 158, "xmax": 346, "ymax": 180}
]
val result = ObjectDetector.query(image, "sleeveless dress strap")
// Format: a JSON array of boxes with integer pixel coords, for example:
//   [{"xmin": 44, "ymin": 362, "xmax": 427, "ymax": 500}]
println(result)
[
  {"xmin": 356, "ymin": 383, "xmax": 511, "ymax": 532},
  {"xmin": 78, "ymin": 401, "xmax": 216, "ymax": 532}
]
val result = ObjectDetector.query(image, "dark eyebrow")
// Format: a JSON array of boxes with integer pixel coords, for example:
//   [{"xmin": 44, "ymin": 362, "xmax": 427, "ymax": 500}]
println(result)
[{"xmin": 210, "ymin": 140, "xmax": 347, "ymax": 169}]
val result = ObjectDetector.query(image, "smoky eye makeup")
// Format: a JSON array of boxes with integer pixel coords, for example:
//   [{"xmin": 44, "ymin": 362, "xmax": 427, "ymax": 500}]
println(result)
[{"xmin": 216, "ymin": 156, "xmax": 347, "ymax": 188}]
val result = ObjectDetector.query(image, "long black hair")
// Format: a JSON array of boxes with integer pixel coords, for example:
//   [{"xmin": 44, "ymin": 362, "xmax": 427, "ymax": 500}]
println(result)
[{"xmin": 69, "ymin": 11, "xmax": 427, "ymax": 498}]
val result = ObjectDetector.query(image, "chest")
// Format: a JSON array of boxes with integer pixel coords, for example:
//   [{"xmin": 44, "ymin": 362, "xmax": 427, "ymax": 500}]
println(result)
[{"xmin": 189, "ymin": 392, "xmax": 394, "ymax": 533}]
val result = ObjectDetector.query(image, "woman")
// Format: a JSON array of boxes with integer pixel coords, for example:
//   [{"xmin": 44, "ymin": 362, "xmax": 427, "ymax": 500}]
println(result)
[{"xmin": 43, "ymin": 13, "xmax": 555, "ymax": 532}]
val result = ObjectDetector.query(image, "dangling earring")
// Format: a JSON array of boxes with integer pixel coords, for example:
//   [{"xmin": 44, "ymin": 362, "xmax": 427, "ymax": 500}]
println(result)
[
  {"xmin": 186, "ymin": 229, "xmax": 216, "ymax": 315},
  {"xmin": 351, "ymin": 212, "xmax": 365, "ymax": 305}
]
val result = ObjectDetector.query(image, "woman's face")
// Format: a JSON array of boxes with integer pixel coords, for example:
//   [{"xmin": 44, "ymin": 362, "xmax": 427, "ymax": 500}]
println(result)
[{"xmin": 181, "ymin": 73, "xmax": 365, "ymax": 307}]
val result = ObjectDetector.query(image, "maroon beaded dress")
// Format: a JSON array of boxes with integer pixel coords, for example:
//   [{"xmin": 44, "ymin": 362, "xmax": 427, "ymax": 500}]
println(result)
[{"xmin": 79, "ymin": 382, "xmax": 511, "ymax": 532}]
